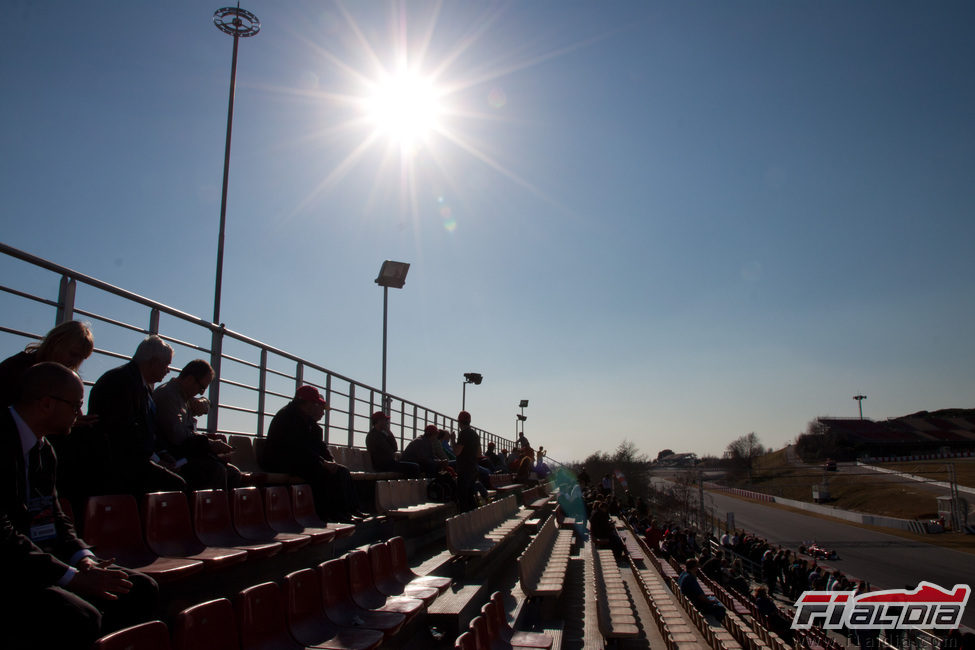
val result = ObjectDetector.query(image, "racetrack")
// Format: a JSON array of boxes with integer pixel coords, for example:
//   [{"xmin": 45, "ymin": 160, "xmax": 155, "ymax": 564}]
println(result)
[{"xmin": 703, "ymin": 489, "xmax": 975, "ymax": 630}]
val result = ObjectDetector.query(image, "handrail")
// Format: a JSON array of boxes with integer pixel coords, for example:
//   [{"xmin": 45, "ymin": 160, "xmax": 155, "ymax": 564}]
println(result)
[{"xmin": 0, "ymin": 241, "xmax": 515, "ymax": 453}]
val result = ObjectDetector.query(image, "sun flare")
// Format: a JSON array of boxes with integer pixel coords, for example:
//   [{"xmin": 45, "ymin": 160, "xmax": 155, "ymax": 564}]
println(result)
[{"xmin": 364, "ymin": 69, "xmax": 443, "ymax": 148}]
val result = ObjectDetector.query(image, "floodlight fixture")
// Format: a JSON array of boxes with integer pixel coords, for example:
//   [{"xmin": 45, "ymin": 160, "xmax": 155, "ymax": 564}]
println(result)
[
  {"xmin": 517, "ymin": 414, "xmax": 527, "ymax": 422},
  {"xmin": 375, "ymin": 260, "xmax": 411, "ymax": 289},
  {"xmin": 376, "ymin": 260, "xmax": 410, "ymax": 409},
  {"xmin": 464, "ymin": 372, "xmax": 483, "ymax": 385},
  {"xmin": 519, "ymin": 399, "xmax": 529, "ymax": 408}
]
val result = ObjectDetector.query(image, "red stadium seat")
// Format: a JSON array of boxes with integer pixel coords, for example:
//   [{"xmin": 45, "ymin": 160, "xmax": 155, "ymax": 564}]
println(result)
[
  {"xmin": 172, "ymin": 598, "xmax": 239, "ymax": 650},
  {"xmin": 236, "ymin": 582, "xmax": 303, "ymax": 650},
  {"xmin": 83, "ymin": 494, "xmax": 204, "ymax": 583},
  {"xmin": 93, "ymin": 620, "xmax": 170, "ymax": 650},
  {"xmin": 487, "ymin": 592, "xmax": 552, "ymax": 648},
  {"xmin": 291, "ymin": 484, "xmax": 356, "ymax": 539},
  {"xmin": 191, "ymin": 489, "xmax": 282, "ymax": 560},
  {"xmin": 231, "ymin": 487, "xmax": 311, "ymax": 552},
  {"xmin": 387, "ymin": 535, "xmax": 451, "ymax": 593},
  {"xmin": 367, "ymin": 542, "xmax": 438, "ymax": 605},
  {"xmin": 263, "ymin": 485, "xmax": 334, "ymax": 544},
  {"xmin": 283, "ymin": 568, "xmax": 384, "ymax": 650},
  {"xmin": 318, "ymin": 558, "xmax": 405, "ymax": 639},
  {"xmin": 346, "ymin": 550, "xmax": 425, "ymax": 624},
  {"xmin": 143, "ymin": 491, "xmax": 248, "ymax": 571},
  {"xmin": 455, "ymin": 631, "xmax": 476, "ymax": 650}
]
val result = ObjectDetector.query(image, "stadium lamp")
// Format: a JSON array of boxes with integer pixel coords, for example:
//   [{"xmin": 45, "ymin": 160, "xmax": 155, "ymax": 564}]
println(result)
[
  {"xmin": 462, "ymin": 372, "xmax": 482, "ymax": 410},
  {"xmin": 375, "ymin": 260, "xmax": 410, "ymax": 410}
]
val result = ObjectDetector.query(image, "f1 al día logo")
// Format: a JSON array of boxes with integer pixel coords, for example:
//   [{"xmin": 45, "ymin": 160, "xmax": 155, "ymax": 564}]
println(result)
[{"xmin": 792, "ymin": 582, "xmax": 970, "ymax": 630}]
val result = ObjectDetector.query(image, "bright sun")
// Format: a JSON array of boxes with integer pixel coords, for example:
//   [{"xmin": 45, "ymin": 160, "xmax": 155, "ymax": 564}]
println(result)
[{"xmin": 364, "ymin": 69, "xmax": 443, "ymax": 148}]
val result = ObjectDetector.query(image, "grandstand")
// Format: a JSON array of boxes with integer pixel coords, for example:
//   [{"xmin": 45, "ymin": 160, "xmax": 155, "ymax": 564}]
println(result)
[{"xmin": 5, "ymin": 242, "xmax": 966, "ymax": 649}]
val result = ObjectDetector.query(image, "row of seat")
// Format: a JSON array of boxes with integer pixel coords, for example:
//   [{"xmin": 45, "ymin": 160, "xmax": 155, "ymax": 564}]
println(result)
[
  {"xmin": 488, "ymin": 472, "xmax": 522, "ymax": 496},
  {"xmin": 227, "ymin": 435, "xmax": 407, "ymax": 484},
  {"xmin": 633, "ymin": 529, "xmax": 744, "ymax": 649},
  {"xmin": 591, "ymin": 544, "xmax": 640, "ymax": 639},
  {"xmin": 620, "ymin": 528, "xmax": 711, "ymax": 649},
  {"xmin": 517, "ymin": 513, "xmax": 574, "ymax": 599},
  {"xmin": 94, "ymin": 537, "xmax": 450, "ymax": 650},
  {"xmin": 374, "ymin": 478, "xmax": 453, "ymax": 518},
  {"xmin": 454, "ymin": 591, "xmax": 554, "ymax": 650},
  {"xmin": 445, "ymin": 495, "xmax": 532, "ymax": 556},
  {"xmin": 519, "ymin": 483, "xmax": 552, "ymax": 509},
  {"xmin": 81, "ymin": 486, "xmax": 354, "ymax": 583}
]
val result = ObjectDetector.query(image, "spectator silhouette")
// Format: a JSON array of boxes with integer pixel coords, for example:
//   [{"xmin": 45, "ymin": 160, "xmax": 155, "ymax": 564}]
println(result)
[
  {"xmin": 153, "ymin": 359, "xmax": 240, "ymax": 490},
  {"xmin": 0, "ymin": 320, "xmax": 95, "ymax": 407},
  {"xmin": 1, "ymin": 362, "xmax": 158, "ymax": 648},
  {"xmin": 261, "ymin": 386, "xmax": 363, "ymax": 522},
  {"xmin": 366, "ymin": 411, "xmax": 420, "ymax": 477}
]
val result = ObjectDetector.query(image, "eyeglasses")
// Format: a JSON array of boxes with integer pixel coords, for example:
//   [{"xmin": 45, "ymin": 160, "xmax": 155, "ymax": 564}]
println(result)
[{"xmin": 49, "ymin": 395, "xmax": 84, "ymax": 414}]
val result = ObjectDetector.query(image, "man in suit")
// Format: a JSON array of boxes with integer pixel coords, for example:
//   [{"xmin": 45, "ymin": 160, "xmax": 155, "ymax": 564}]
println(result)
[
  {"xmin": 87, "ymin": 334, "xmax": 185, "ymax": 496},
  {"xmin": 261, "ymin": 385, "xmax": 364, "ymax": 522},
  {"xmin": 1, "ymin": 362, "xmax": 158, "ymax": 648}
]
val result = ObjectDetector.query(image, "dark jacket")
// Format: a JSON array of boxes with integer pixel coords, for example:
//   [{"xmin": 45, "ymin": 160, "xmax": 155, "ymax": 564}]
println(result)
[
  {"xmin": 0, "ymin": 408, "xmax": 89, "ymax": 589},
  {"xmin": 365, "ymin": 427, "xmax": 398, "ymax": 471},
  {"xmin": 261, "ymin": 401, "xmax": 332, "ymax": 475},
  {"xmin": 88, "ymin": 361, "xmax": 156, "ymax": 463},
  {"xmin": 0, "ymin": 351, "xmax": 36, "ymax": 407}
]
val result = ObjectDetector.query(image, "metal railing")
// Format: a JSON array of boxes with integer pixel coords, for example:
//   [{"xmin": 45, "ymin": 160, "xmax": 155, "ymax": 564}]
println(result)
[{"xmin": 0, "ymin": 241, "xmax": 517, "ymax": 453}]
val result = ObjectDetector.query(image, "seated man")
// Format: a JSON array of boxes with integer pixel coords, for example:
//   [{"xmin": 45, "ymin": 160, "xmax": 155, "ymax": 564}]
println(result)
[
  {"xmin": 85, "ymin": 335, "xmax": 186, "ymax": 497},
  {"xmin": 260, "ymin": 386, "xmax": 363, "ymax": 522},
  {"xmin": 678, "ymin": 558, "xmax": 726, "ymax": 624},
  {"xmin": 484, "ymin": 441, "xmax": 503, "ymax": 472},
  {"xmin": 1, "ymin": 363, "xmax": 158, "ymax": 648},
  {"xmin": 365, "ymin": 411, "xmax": 420, "ymax": 477},
  {"xmin": 402, "ymin": 424, "xmax": 445, "ymax": 477},
  {"xmin": 152, "ymin": 359, "xmax": 240, "ymax": 490}
]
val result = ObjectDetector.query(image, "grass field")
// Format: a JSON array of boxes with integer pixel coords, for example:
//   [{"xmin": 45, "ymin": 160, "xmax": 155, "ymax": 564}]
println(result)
[{"xmin": 727, "ymin": 451, "xmax": 975, "ymax": 520}]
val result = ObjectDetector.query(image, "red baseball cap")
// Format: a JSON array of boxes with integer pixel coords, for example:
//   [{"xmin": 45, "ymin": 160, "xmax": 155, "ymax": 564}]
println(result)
[
  {"xmin": 371, "ymin": 410, "xmax": 390, "ymax": 423},
  {"xmin": 295, "ymin": 385, "xmax": 328, "ymax": 407}
]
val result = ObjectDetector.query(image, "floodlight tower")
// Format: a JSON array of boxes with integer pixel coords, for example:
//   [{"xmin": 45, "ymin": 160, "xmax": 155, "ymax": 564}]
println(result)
[
  {"xmin": 853, "ymin": 394, "xmax": 867, "ymax": 420},
  {"xmin": 212, "ymin": 5, "xmax": 260, "ymax": 326}
]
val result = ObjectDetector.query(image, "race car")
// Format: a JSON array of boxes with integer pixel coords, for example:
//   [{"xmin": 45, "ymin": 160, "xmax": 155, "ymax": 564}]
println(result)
[{"xmin": 798, "ymin": 542, "xmax": 839, "ymax": 560}]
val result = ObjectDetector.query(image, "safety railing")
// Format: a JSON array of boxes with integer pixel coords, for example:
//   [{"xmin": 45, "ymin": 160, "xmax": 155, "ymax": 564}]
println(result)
[{"xmin": 0, "ymin": 241, "xmax": 516, "ymax": 453}]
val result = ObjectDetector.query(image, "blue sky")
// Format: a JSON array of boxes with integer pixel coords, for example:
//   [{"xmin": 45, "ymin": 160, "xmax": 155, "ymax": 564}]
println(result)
[{"xmin": 2, "ymin": 1, "xmax": 974, "ymax": 462}]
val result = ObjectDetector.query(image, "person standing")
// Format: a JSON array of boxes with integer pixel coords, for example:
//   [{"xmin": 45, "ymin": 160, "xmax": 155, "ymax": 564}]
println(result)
[
  {"xmin": 453, "ymin": 410, "xmax": 480, "ymax": 511},
  {"xmin": 1, "ymin": 363, "xmax": 158, "ymax": 649}
]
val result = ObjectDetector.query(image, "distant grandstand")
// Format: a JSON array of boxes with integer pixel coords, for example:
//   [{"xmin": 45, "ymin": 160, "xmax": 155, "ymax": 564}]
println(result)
[{"xmin": 806, "ymin": 409, "xmax": 975, "ymax": 460}]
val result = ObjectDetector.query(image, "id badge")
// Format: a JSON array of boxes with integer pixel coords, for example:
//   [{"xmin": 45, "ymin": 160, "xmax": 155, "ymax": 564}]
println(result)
[{"xmin": 28, "ymin": 495, "xmax": 57, "ymax": 543}]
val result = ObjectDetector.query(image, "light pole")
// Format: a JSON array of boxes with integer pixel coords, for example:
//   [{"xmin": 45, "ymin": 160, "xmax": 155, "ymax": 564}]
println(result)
[
  {"xmin": 518, "ymin": 399, "xmax": 529, "ymax": 436},
  {"xmin": 208, "ymin": 5, "xmax": 259, "ymax": 436},
  {"xmin": 462, "ymin": 372, "xmax": 482, "ymax": 410},
  {"xmin": 212, "ymin": 6, "xmax": 260, "ymax": 326},
  {"xmin": 853, "ymin": 394, "xmax": 867, "ymax": 420},
  {"xmin": 516, "ymin": 414, "xmax": 526, "ymax": 437},
  {"xmin": 375, "ymin": 261, "xmax": 410, "ymax": 412}
]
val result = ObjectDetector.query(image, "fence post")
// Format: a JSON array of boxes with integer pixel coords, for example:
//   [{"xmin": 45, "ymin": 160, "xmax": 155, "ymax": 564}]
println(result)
[
  {"xmin": 347, "ymin": 384, "xmax": 356, "ymax": 447},
  {"xmin": 256, "ymin": 348, "xmax": 267, "ymax": 437},
  {"xmin": 149, "ymin": 308, "xmax": 160, "ymax": 335},
  {"xmin": 323, "ymin": 373, "xmax": 332, "ymax": 444},
  {"xmin": 206, "ymin": 326, "xmax": 224, "ymax": 435},
  {"xmin": 55, "ymin": 275, "xmax": 76, "ymax": 325}
]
